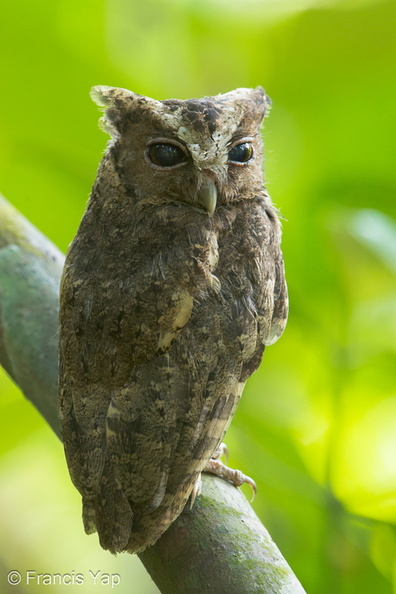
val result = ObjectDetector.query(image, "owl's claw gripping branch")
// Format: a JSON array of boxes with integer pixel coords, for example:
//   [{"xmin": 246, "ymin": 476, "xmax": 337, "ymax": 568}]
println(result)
[
  {"xmin": 203, "ymin": 444, "xmax": 257, "ymax": 501},
  {"xmin": 212, "ymin": 442, "xmax": 229, "ymax": 463},
  {"xmin": 190, "ymin": 443, "xmax": 257, "ymax": 508}
]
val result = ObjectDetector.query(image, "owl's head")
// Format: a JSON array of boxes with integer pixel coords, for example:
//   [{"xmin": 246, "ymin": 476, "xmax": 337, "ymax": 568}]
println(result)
[{"xmin": 91, "ymin": 85, "xmax": 270, "ymax": 215}]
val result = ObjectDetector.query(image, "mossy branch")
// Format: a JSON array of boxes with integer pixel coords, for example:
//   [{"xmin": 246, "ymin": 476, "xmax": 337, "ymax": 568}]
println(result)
[{"xmin": 0, "ymin": 194, "xmax": 306, "ymax": 594}]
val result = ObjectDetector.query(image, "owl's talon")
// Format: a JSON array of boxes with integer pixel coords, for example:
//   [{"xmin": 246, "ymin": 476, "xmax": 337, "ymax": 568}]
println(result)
[
  {"xmin": 203, "ymin": 456, "xmax": 257, "ymax": 501},
  {"xmin": 211, "ymin": 442, "xmax": 229, "ymax": 463},
  {"xmin": 189, "ymin": 474, "xmax": 202, "ymax": 509},
  {"xmin": 232, "ymin": 469, "xmax": 257, "ymax": 502}
]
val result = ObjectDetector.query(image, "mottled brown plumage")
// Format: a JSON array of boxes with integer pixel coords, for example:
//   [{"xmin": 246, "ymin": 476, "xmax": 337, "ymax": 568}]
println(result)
[{"xmin": 58, "ymin": 86, "xmax": 288, "ymax": 553}]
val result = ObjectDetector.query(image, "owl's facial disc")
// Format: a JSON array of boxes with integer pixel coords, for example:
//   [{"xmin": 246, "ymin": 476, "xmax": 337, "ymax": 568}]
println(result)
[{"xmin": 144, "ymin": 136, "xmax": 218, "ymax": 215}]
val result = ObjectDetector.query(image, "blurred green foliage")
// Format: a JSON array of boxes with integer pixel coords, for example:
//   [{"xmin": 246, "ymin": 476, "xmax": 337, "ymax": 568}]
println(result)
[{"xmin": 1, "ymin": 0, "xmax": 396, "ymax": 592}]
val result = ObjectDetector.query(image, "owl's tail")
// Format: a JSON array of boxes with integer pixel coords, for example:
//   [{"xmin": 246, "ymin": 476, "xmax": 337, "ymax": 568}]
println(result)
[{"xmin": 82, "ymin": 475, "xmax": 134, "ymax": 554}]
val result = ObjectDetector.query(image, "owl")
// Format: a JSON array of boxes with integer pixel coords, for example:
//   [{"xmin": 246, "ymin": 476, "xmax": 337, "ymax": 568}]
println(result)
[{"xmin": 58, "ymin": 85, "xmax": 288, "ymax": 554}]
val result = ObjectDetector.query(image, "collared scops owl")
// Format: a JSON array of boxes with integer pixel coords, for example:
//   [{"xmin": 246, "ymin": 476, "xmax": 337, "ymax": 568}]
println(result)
[{"xmin": 58, "ymin": 85, "xmax": 288, "ymax": 553}]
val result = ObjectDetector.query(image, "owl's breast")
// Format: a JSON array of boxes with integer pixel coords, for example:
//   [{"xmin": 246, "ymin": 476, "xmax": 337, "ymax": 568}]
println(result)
[{"xmin": 61, "ymin": 215, "xmax": 221, "ymax": 384}]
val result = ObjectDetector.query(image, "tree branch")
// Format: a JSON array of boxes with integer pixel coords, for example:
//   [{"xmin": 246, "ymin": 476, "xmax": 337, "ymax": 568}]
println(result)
[{"xmin": 0, "ymin": 194, "xmax": 306, "ymax": 593}]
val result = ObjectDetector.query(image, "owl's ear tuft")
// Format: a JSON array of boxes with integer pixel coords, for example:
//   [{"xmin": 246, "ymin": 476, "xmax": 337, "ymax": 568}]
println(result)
[
  {"xmin": 254, "ymin": 86, "xmax": 272, "ymax": 112},
  {"xmin": 90, "ymin": 86, "xmax": 113, "ymax": 107},
  {"xmin": 90, "ymin": 85, "xmax": 140, "ymax": 106},
  {"xmin": 90, "ymin": 86, "xmax": 142, "ymax": 138},
  {"xmin": 224, "ymin": 87, "xmax": 271, "ymax": 124},
  {"xmin": 249, "ymin": 86, "xmax": 271, "ymax": 121}
]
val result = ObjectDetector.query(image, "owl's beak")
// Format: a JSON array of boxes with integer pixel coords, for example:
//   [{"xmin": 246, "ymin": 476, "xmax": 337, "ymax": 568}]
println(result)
[{"xmin": 196, "ymin": 179, "xmax": 217, "ymax": 216}]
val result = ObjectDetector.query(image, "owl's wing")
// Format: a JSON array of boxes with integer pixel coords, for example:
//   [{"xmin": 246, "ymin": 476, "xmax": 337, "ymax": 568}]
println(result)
[
  {"xmin": 97, "ymin": 363, "xmax": 241, "ymax": 552},
  {"xmin": 83, "ymin": 369, "xmax": 195, "ymax": 552},
  {"xmin": 257, "ymin": 205, "xmax": 288, "ymax": 346},
  {"xmin": 266, "ymin": 250, "xmax": 288, "ymax": 345},
  {"xmin": 58, "ymin": 361, "xmax": 109, "ymax": 500},
  {"xmin": 59, "ymin": 266, "xmax": 198, "ymax": 550}
]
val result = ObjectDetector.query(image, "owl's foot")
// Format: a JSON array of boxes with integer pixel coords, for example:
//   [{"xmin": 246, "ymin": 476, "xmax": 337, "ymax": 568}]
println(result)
[
  {"xmin": 204, "ymin": 443, "xmax": 257, "ymax": 501},
  {"xmin": 211, "ymin": 442, "xmax": 229, "ymax": 462},
  {"xmin": 189, "ymin": 443, "xmax": 228, "ymax": 508}
]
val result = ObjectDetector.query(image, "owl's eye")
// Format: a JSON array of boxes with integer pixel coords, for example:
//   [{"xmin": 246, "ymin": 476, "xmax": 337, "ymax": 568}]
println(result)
[
  {"xmin": 147, "ymin": 143, "xmax": 187, "ymax": 168},
  {"xmin": 228, "ymin": 142, "xmax": 254, "ymax": 164}
]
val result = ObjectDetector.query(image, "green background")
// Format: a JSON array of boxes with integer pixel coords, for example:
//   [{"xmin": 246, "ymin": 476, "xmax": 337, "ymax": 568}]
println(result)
[{"xmin": 1, "ymin": 0, "xmax": 396, "ymax": 592}]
